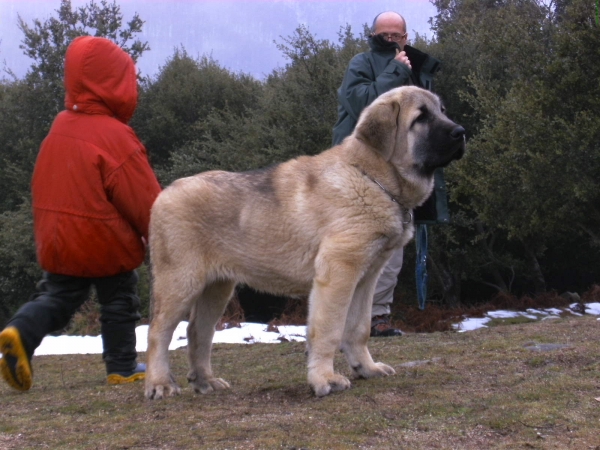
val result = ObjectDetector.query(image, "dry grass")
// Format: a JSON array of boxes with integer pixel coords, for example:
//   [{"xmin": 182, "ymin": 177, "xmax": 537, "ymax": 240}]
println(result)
[{"xmin": 2, "ymin": 313, "xmax": 600, "ymax": 449}]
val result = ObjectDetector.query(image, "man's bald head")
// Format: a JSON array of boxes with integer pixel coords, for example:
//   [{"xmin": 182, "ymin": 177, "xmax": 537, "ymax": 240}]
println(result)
[{"xmin": 372, "ymin": 11, "xmax": 407, "ymax": 35}]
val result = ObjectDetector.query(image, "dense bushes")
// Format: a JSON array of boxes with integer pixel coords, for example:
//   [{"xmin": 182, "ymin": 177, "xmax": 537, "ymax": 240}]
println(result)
[{"xmin": 0, "ymin": 0, "xmax": 598, "ymax": 327}]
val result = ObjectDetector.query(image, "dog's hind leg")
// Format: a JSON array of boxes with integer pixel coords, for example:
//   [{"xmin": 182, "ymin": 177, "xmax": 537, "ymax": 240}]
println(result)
[
  {"xmin": 145, "ymin": 273, "xmax": 202, "ymax": 400},
  {"xmin": 341, "ymin": 272, "xmax": 396, "ymax": 380},
  {"xmin": 186, "ymin": 280, "xmax": 236, "ymax": 394}
]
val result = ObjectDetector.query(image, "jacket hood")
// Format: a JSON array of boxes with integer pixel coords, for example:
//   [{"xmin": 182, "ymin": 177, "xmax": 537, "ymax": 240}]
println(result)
[{"xmin": 64, "ymin": 36, "xmax": 138, "ymax": 123}]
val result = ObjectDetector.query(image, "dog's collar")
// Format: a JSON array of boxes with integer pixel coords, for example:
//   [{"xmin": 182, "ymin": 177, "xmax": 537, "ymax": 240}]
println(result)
[{"xmin": 357, "ymin": 168, "xmax": 413, "ymax": 225}]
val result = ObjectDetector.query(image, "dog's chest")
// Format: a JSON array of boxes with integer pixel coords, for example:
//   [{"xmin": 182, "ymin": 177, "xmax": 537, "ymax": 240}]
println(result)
[{"xmin": 387, "ymin": 216, "xmax": 414, "ymax": 250}]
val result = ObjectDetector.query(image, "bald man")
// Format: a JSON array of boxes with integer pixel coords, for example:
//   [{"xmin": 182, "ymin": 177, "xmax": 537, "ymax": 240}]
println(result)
[
  {"xmin": 332, "ymin": 11, "xmax": 412, "ymax": 144},
  {"xmin": 332, "ymin": 11, "xmax": 433, "ymax": 337}
]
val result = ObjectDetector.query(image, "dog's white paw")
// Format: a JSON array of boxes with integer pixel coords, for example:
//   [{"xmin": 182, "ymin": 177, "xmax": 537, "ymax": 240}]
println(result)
[
  {"xmin": 310, "ymin": 373, "xmax": 352, "ymax": 397},
  {"xmin": 352, "ymin": 362, "xmax": 396, "ymax": 379},
  {"xmin": 190, "ymin": 377, "xmax": 231, "ymax": 394},
  {"xmin": 145, "ymin": 380, "xmax": 181, "ymax": 400}
]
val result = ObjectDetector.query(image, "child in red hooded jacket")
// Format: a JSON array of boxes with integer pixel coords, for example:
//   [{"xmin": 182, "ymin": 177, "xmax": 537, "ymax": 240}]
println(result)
[{"xmin": 0, "ymin": 36, "xmax": 162, "ymax": 391}]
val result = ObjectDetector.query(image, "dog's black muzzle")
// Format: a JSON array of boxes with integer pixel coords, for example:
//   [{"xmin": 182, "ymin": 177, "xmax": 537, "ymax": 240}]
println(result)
[
  {"xmin": 416, "ymin": 122, "xmax": 467, "ymax": 176},
  {"xmin": 449, "ymin": 125, "xmax": 466, "ymax": 161}
]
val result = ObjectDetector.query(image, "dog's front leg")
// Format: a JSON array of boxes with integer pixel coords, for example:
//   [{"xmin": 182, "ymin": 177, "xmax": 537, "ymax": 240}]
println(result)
[
  {"xmin": 306, "ymin": 256, "xmax": 358, "ymax": 396},
  {"xmin": 341, "ymin": 273, "xmax": 395, "ymax": 380}
]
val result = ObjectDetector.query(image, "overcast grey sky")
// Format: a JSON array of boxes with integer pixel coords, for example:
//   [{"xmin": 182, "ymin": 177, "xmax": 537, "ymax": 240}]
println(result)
[{"xmin": 0, "ymin": 0, "xmax": 437, "ymax": 79}]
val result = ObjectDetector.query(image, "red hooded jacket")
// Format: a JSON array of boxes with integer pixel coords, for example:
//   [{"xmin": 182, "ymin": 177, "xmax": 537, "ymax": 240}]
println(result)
[{"xmin": 31, "ymin": 36, "xmax": 162, "ymax": 277}]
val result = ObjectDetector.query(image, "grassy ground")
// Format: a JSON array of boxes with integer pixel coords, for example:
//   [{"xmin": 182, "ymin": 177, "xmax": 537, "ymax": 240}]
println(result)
[{"xmin": 1, "ymin": 314, "xmax": 599, "ymax": 449}]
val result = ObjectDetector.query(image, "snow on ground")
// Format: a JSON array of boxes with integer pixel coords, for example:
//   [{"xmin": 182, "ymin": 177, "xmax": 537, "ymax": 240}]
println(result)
[
  {"xmin": 34, "ymin": 322, "xmax": 307, "ymax": 356},
  {"xmin": 29, "ymin": 302, "xmax": 600, "ymax": 356},
  {"xmin": 453, "ymin": 302, "xmax": 600, "ymax": 332}
]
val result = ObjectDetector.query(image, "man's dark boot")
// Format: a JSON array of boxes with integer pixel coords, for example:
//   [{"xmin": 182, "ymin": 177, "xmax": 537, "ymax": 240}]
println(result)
[{"xmin": 370, "ymin": 315, "xmax": 403, "ymax": 337}]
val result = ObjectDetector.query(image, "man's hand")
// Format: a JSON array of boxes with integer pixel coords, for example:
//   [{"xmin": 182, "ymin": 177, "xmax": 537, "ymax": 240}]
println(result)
[{"xmin": 395, "ymin": 50, "xmax": 412, "ymax": 70}]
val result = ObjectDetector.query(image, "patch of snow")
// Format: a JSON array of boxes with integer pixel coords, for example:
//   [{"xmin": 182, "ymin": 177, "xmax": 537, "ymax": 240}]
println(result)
[
  {"xmin": 454, "ymin": 317, "xmax": 491, "ymax": 332},
  {"xmin": 34, "ymin": 322, "xmax": 306, "ymax": 356},
  {"xmin": 583, "ymin": 302, "xmax": 600, "ymax": 315},
  {"xmin": 487, "ymin": 311, "xmax": 521, "ymax": 319}
]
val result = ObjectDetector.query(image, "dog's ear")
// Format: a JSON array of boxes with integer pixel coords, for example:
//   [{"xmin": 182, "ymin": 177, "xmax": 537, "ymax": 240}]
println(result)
[{"xmin": 353, "ymin": 101, "xmax": 399, "ymax": 161}]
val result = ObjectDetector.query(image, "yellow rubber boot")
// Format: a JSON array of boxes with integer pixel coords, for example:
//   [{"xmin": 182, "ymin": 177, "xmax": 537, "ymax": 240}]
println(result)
[
  {"xmin": 0, "ymin": 327, "xmax": 33, "ymax": 391},
  {"xmin": 106, "ymin": 362, "xmax": 146, "ymax": 385}
]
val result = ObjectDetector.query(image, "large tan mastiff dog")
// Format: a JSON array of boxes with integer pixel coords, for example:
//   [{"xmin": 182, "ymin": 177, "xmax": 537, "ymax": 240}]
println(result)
[{"xmin": 145, "ymin": 86, "xmax": 465, "ymax": 399}]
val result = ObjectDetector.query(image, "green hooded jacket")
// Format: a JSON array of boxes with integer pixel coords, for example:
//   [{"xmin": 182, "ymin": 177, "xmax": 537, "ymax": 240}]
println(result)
[{"xmin": 332, "ymin": 37, "xmax": 415, "ymax": 146}]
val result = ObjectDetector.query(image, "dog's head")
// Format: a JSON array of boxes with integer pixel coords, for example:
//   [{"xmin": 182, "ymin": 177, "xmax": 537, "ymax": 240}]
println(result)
[{"xmin": 353, "ymin": 86, "xmax": 465, "ymax": 177}]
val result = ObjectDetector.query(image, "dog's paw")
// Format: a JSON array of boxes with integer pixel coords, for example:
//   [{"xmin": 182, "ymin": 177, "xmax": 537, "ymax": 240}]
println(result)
[
  {"xmin": 310, "ymin": 373, "xmax": 352, "ymax": 397},
  {"xmin": 352, "ymin": 362, "xmax": 396, "ymax": 379},
  {"xmin": 190, "ymin": 377, "xmax": 231, "ymax": 394},
  {"xmin": 145, "ymin": 380, "xmax": 181, "ymax": 400}
]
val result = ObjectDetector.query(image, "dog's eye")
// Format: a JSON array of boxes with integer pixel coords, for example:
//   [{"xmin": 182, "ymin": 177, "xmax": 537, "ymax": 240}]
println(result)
[
  {"xmin": 411, "ymin": 107, "xmax": 429, "ymax": 128},
  {"xmin": 440, "ymin": 105, "xmax": 446, "ymax": 114},
  {"xmin": 411, "ymin": 113, "xmax": 426, "ymax": 129}
]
